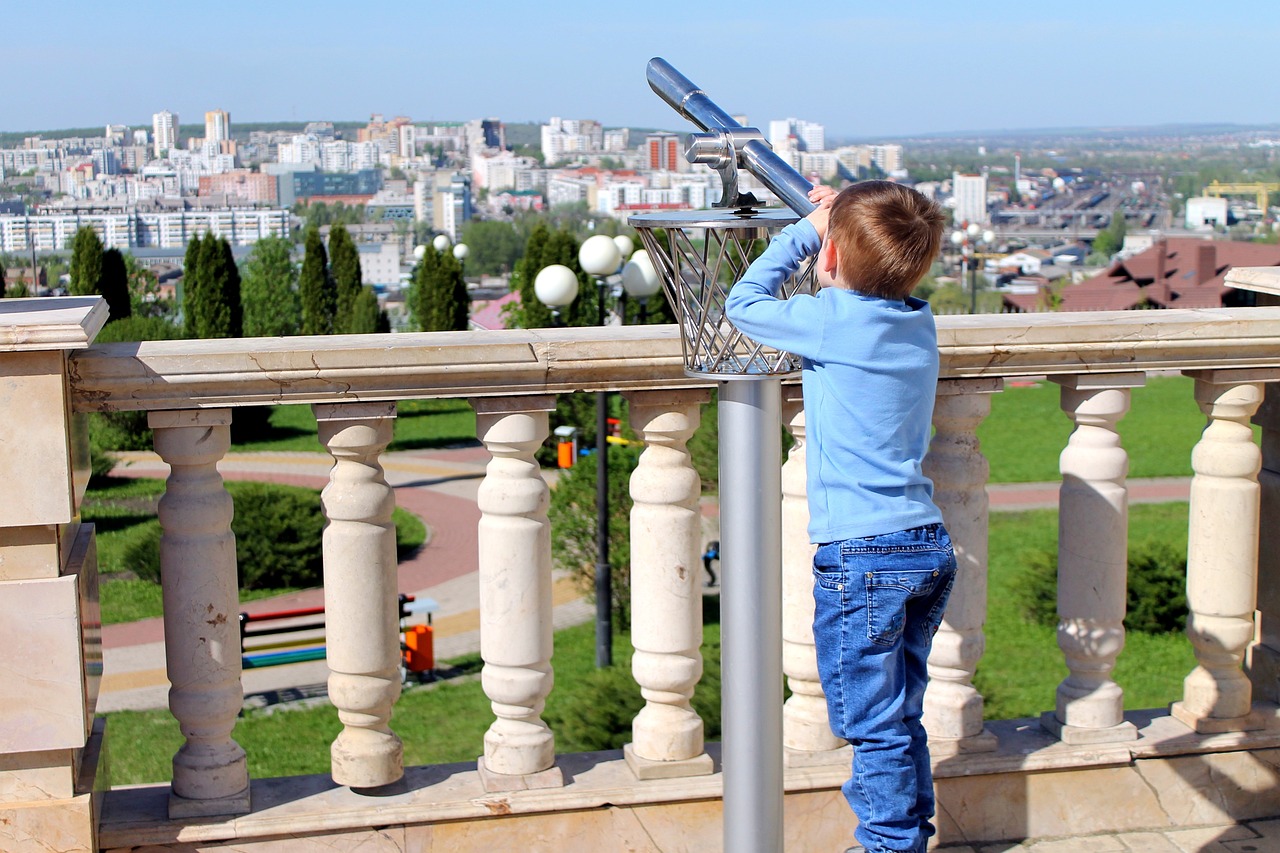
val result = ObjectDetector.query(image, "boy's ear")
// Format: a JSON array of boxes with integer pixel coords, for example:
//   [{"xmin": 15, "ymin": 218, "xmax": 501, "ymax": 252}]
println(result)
[{"xmin": 821, "ymin": 239, "xmax": 838, "ymax": 276}]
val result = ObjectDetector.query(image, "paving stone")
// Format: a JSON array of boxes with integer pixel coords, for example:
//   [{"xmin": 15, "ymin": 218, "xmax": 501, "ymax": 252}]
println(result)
[
  {"xmin": 1116, "ymin": 832, "xmax": 1182, "ymax": 852},
  {"xmin": 1023, "ymin": 837, "xmax": 1127, "ymax": 852},
  {"xmin": 1153, "ymin": 824, "xmax": 1259, "ymax": 853},
  {"xmin": 1222, "ymin": 818, "xmax": 1280, "ymax": 851}
]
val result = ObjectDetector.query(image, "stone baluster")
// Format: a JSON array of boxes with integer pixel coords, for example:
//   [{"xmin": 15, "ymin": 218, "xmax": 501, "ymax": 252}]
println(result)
[
  {"xmin": 314, "ymin": 402, "xmax": 403, "ymax": 789},
  {"xmin": 1248, "ymin": 389, "xmax": 1280, "ymax": 703},
  {"xmin": 1044, "ymin": 374, "xmax": 1144, "ymax": 744},
  {"xmin": 923, "ymin": 379, "xmax": 1001, "ymax": 754},
  {"xmin": 623, "ymin": 389, "xmax": 714, "ymax": 779},
  {"xmin": 472, "ymin": 396, "xmax": 563, "ymax": 790},
  {"xmin": 150, "ymin": 409, "xmax": 250, "ymax": 817},
  {"xmin": 1172, "ymin": 371, "xmax": 1266, "ymax": 733},
  {"xmin": 780, "ymin": 387, "xmax": 845, "ymax": 762}
]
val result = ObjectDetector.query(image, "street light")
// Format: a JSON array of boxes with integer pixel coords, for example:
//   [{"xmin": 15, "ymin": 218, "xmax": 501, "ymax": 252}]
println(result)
[
  {"xmin": 578, "ymin": 233, "xmax": 625, "ymax": 669},
  {"xmin": 950, "ymin": 222, "xmax": 996, "ymax": 314},
  {"xmin": 432, "ymin": 233, "xmax": 451, "ymax": 253},
  {"xmin": 452, "ymin": 242, "xmax": 469, "ymax": 279},
  {"xmin": 533, "ymin": 264, "xmax": 578, "ymax": 326},
  {"xmin": 621, "ymin": 248, "xmax": 661, "ymax": 324}
]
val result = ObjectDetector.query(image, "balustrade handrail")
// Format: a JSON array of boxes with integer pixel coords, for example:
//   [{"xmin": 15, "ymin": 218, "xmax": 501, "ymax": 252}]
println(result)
[{"xmin": 67, "ymin": 306, "xmax": 1280, "ymax": 413}]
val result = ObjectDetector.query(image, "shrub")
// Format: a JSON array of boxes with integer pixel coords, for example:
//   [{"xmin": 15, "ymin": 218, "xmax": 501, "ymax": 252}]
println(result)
[
  {"xmin": 546, "ymin": 634, "xmax": 722, "ymax": 753},
  {"xmin": 1012, "ymin": 538, "xmax": 1188, "ymax": 635},
  {"xmin": 122, "ymin": 482, "xmax": 323, "ymax": 590}
]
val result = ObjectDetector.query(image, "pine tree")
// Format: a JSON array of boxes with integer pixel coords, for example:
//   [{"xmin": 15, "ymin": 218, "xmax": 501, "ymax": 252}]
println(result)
[
  {"xmin": 99, "ymin": 248, "xmax": 132, "ymax": 321},
  {"xmin": 411, "ymin": 246, "xmax": 469, "ymax": 332},
  {"xmin": 198, "ymin": 237, "xmax": 242, "ymax": 339},
  {"xmin": 299, "ymin": 227, "xmax": 335, "ymax": 335},
  {"xmin": 241, "ymin": 235, "xmax": 300, "ymax": 337},
  {"xmin": 69, "ymin": 226, "xmax": 104, "ymax": 297},
  {"xmin": 181, "ymin": 233, "xmax": 207, "ymax": 337},
  {"xmin": 349, "ymin": 286, "xmax": 382, "ymax": 334},
  {"xmin": 328, "ymin": 223, "xmax": 362, "ymax": 334}
]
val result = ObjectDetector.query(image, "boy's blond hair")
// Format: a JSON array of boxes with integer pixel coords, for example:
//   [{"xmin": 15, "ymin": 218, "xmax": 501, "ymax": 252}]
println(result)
[{"xmin": 827, "ymin": 181, "xmax": 944, "ymax": 300}]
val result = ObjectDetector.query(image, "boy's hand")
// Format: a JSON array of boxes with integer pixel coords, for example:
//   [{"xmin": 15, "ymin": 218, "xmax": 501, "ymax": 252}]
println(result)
[{"xmin": 806, "ymin": 185, "xmax": 837, "ymax": 239}]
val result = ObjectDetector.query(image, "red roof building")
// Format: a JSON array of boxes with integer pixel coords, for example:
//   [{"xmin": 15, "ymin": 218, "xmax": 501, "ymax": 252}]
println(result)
[{"xmin": 1003, "ymin": 238, "xmax": 1280, "ymax": 312}]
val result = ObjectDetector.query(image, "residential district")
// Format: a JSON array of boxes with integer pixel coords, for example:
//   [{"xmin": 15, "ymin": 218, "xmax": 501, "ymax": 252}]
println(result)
[{"xmin": 2, "ymin": 107, "xmax": 1279, "ymax": 327}]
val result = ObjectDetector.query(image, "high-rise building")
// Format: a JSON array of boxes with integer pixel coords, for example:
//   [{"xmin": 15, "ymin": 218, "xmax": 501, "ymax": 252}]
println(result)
[
  {"xmin": 952, "ymin": 172, "xmax": 988, "ymax": 225},
  {"xmin": 645, "ymin": 133, "xmax": 681, "ymax": 172},
  {"xmin": 205, "ymin": 110, "xmax": 230, "ymax": 144},
  {"xmin": 152, "ymin": 110, "xmax": 178, "ymax": 158},
  {"xmin": 870, "ymin": 144, "xmax": 904, "ymax": 174},
  {"xmin": 769, "ymin": 118, "xmax": 824, "ymax": 152}
]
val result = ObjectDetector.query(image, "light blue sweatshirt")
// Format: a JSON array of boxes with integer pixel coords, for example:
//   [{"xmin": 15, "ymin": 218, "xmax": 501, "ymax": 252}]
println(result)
[{"xmin": 724, "ymin": 219, "xmax": 942, "ymax": 543}]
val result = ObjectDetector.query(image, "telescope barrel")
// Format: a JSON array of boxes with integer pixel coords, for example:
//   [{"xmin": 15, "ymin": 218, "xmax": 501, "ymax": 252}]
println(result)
[{"xmin": 647, "ymin": 57, "xmax": 816, "ymax": 216}]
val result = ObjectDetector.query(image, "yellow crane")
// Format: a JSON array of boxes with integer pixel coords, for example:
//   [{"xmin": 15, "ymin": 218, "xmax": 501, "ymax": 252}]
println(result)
[{"xmin": 1204, "ymin": 181, "xmax": 1280, "ymax": 210}]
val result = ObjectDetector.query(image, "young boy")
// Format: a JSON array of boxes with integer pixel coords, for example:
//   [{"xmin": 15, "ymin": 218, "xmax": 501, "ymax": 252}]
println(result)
[{"xmin": 724, "ymin": 182, "xmax": 955, "ymax": 853}]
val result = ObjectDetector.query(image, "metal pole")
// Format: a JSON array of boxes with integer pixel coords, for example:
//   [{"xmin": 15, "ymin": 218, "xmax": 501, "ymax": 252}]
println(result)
[
  {"xmin": 968, "ymin": 252, "xmax": 977, "ymax": 315},
  {"xmin": 595, "ymin": 276, "xmax": 612, "ymax": 668},
  {"xmin": 719, "ymin": 377, "xmax": 784, "ymax": 853}
]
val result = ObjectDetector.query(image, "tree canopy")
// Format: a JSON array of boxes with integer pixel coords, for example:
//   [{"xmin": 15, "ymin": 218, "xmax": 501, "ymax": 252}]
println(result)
[
  {"xmin": 410, "ymin": 245, "xmax": 468, "ymax": 332},
  {"xmin": 328, "ymin": 223, "xmax": 363, "ymax": 334},
  {"xmin": 99, "ymin": 248, "xmax": 132, "ymax": 322},
  {"xmin": 299, "ymin": 227, "xmax": 336, "ymax": 336},
  {"xmin": 240, "ymin": 236, "xmax": 300, "ymax": 337},
  {"xmin": 69, "ymin": 226, "xmax": 103, "ymax": 297}
]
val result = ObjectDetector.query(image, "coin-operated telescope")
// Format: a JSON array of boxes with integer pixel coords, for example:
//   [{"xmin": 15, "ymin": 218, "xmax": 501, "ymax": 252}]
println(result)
[{"xmin": 630, "ymin": 57, "xmax": 822, "ymax": 853}]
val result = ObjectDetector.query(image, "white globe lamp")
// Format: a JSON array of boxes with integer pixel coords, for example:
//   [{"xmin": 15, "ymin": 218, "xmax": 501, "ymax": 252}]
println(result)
[
  {"xmin": 433, "ymin": 234, "xmax": 450, "ymax": 252},
  {"xmin": 534, "ymin": 264, "xmax": 579, "ymax": 312},
  {"xmin": 621, "ymin": 249, "xmax": 661, "ymax": 300},
  {"xmin": 413, "ymin": 244, "xmax": 427, "ymax": 261},
  {"xmin": 453, "ymin": 243, "xmax": 470, "ymax": 261},
  {"xmin": 613, "ymin": 234, "xmax": 635, "ymax": 262},
  {"xmin": 579, "ymin": 234, "xmax": 622, "ymax": 277}
]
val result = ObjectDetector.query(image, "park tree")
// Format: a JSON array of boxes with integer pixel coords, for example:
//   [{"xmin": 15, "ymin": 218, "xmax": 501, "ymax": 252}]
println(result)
[
  {"xmin": 181, "ymin": 232, "xmax": 208, "ymax": 337},
  {"xmin": 1092, "ymin": 212, "xmax": 1128, "ymax": 259},
  {"xmin": 196, "ymin": 237, "xmax": 242, "ymax": 339},
  {"xmin": 241, "ymin": 236, "xmax": 300, "ymax": 337},
  {"xmin": 460, "ymin": 219, "xmax": 525, "ymax": 276},
  {"xmin": 410, "ymin": 244, "xmax": 468, "ymax": 332},
  {"xmin": 348, "ymin": 286, "xmax": 385, "ymax": 335},
  {"xmin": 69, "ymin": 226, "xmax": 103, "ymax": 296},
  {"xmin": 507, "ymin": 222, "xmax": 555, "ymax": 329},
  {"xmin": 299, "ymin": 227, "xmax": 335, "ymax": 335},
  {"xmin": 99, "ymin": 248, "xmax": 132, "ymax": 322},
  {"xmin": 328, "ymin": 223, "xmax": 363, "ymax": 334}
]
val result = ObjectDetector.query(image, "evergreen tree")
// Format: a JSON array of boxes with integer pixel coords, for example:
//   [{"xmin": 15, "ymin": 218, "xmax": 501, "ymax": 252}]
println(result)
[
  {"xmin": 511, "ymin": 222, "xmax": 555, "ymax": 329},
  {"xmin": 99, "ymin": 248, "xmax": 132, "ymax": 321},
  {"xmin": 328, "ymin": 223, "xmax": 363, "ymax": 334},
  {"xmin": 181, "ymin": 233, "xmax": 207, "ymax": 337},
  {"xmin": 349, "ymin": 286, "xmax": 382, "ymax": 334},
  {"xmin": 69, "ymin": 226, "xmax": 104, "ymax": 297},
  {"xmin": 198, "ymin": 237, "xmax": 242, "ymax": 339},
  {"xmin": 410, "ymin": 245, "xmax": 467, "ymax": 332},
  {"xmin": 298, "ymin": 227, "xmax": 335, "ymax": 335},
  {"xmin": 241, "ymin": 235, "xmax": 300, "ymax": 337}
]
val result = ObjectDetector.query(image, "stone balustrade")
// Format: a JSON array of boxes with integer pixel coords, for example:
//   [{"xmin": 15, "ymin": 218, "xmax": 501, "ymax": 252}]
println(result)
[{"xmin": 6, "ymin": 296, "xmax": 1280, "ymax": 850}]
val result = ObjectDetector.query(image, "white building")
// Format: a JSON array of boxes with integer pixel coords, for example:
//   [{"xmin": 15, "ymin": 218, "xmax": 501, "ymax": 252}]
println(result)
[
  {"xmin": 1185, "ymin": 196, "xmax": 1229, "ymax": 230},
  {"xmin": 541, "ymin": 117, "xmax": 604, "ymax": 165},
  {"xmin": 769, "ymin": 118, "xmax": 825, "ymax": 152},
  {"xmin": 952, "ymin": 172, "xmax": 989, "ymax": 225},
  {"xmin": 205, "ymin": 110, "xmax": 230, "ymax": 143},
  {"xmin": 870, "ymin": 144, "xmax": 904, "ymax": 174},
  {"xmin": 0, "ymin": 208, "xmax": 289, "ymax": 252},
  {"xmin": 152, "ymin": 110, "xmax": 178, "ymax": 158}
]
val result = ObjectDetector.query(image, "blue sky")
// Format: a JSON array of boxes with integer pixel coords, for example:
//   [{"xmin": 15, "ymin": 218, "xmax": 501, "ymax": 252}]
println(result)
[{"xmin": 6, "ymin": 1, "xmax": 1278, "ymax": 138}]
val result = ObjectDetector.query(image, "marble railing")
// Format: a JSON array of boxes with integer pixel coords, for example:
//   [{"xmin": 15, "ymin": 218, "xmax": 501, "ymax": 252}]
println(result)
[{"xmin": 8, "ymin": 291, "xmax": 1280, "ymax": 851}]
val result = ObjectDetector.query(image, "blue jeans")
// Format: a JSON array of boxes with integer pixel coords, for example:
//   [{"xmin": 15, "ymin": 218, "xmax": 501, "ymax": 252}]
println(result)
[{"xmin": 813, "ymin": 523, "xmax": 957, "ymax": 853}]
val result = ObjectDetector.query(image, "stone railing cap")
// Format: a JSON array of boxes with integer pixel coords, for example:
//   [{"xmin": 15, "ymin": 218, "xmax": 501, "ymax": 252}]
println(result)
[
  {"xmin": 1225, "ymin": 266, "xmax": 1280, "ymax": 296},
  {"xmin": 0, "ymin": 297, "xmax": 109, "ymax": 352}
]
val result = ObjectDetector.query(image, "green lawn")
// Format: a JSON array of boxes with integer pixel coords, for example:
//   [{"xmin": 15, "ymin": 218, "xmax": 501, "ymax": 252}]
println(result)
[
  {"xmin": 230, "ymin": 398, "xmax": 478, "ymax": 454},
  {"xmin": 980, "ymin": 374, "xmax": 1213, "ymax": 483}
]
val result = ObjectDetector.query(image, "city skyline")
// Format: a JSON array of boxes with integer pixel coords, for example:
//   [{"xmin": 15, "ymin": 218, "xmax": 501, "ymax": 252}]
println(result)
[{"xmin": 5, "ymin": 1, "xmax": 1279, "ymax": 138}]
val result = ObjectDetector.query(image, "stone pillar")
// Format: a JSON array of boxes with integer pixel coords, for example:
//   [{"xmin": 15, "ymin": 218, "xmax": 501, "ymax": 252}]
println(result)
[
  {"xmin": 923, "ymin": 378, "xmax": 1001, "ymax": 755},
  {"xmin": 314, "ymin": 402, "xmax": 403, "ymax": 789},
  {"xmin": 472, "ymin": 396, "xmax": 563, "ymax": 791},
  {"xmin": 1248, "ymin": 389, "xmax": 1280, "ymax": 703},
  {"xmin": 0, "ymin": 297, "xmax": 107, "ymax": 852},
  {"xmin": 623, "ymin": 388, "xmax": 714, "ymax": 779},
  {"xmin": 1043, "ymin": 374, "xmax": 1144, "ymax": 744},
  {"xmin": 150, "ymin": 410, "xmax": 251, "ymax": 817},
  {"xmin": 780, "ymin": 387, "xmax": 845, "ymax": 763},
  {"xmin": 1172, "ymin": 371, "xmax": 1267, "ymax": 733}
]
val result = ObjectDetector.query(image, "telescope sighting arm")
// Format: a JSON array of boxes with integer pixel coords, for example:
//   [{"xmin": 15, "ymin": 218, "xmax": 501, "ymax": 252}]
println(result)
[{"xmin": 646, "ymin": 57, "xmax": 817, "ymax": 216}]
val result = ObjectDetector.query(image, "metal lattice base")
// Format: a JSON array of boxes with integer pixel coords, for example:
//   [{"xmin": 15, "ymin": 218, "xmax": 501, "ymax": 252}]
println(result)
[{"xmin": 630, "ymin": 209, "xmax": 816, "ymax": 378}]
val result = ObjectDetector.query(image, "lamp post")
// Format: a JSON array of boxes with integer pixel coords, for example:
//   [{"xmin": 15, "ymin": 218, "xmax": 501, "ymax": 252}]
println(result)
[
  {"xmin": 578, "ymin": 234, "xmax": 624, "ymax": 668},
  {"xmin": 950, "ymin": 222, "xmax": 995, "ymax": 314},
  {"xmin": 432, "ymin": 233, "xmax": 450, "ymax": 253}
]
